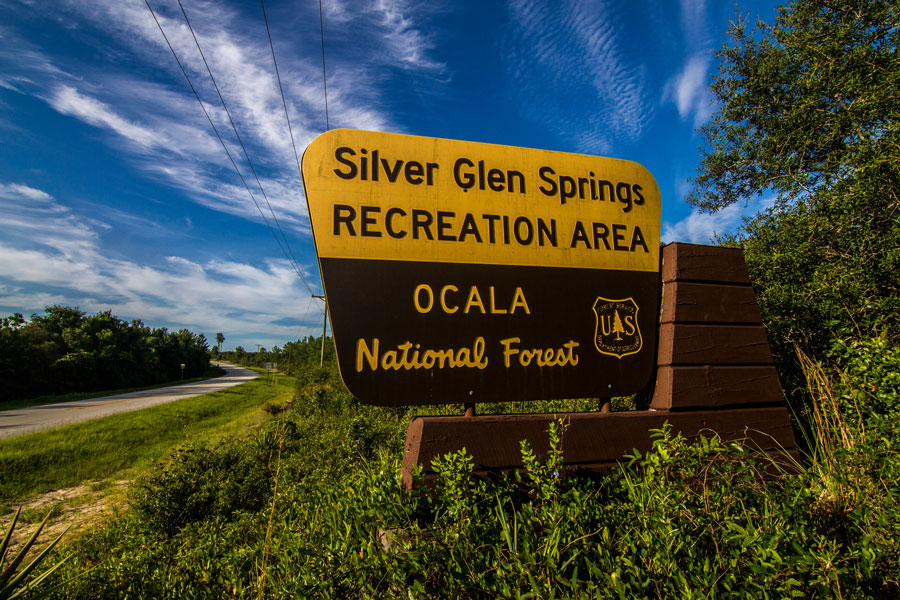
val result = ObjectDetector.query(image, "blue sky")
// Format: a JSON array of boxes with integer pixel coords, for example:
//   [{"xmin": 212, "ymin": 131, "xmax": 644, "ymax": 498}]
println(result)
[{"xmin": 0, "ymin": 0, "xmax": 780, "ymax": 350}]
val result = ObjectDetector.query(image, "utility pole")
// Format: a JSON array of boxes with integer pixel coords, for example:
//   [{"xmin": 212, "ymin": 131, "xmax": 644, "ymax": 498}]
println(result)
[{"xmin": 312, "ymin": 294, "xmax": 327, "ymax": 366}]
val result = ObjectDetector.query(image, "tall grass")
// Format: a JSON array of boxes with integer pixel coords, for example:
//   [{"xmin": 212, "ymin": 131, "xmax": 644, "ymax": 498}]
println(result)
[{"xmin": 798, "ymin": 346, "xmax": 859, "ymax": 510}]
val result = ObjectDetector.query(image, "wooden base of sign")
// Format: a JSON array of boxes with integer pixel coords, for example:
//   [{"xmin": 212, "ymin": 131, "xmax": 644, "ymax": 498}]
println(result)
[
  {"xmin": 401, "ymin": 243, "xmax": 799, "ymax": 490},
  {"xmin": 650, "ymin": 242, "xmax": 787, "ymax": 411},
  {"xmin": 401, "ymin": 407, "xmax": 798, "ymax": 488}
]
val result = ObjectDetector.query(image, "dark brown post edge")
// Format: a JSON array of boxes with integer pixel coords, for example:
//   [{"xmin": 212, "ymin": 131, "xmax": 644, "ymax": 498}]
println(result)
[{"xmin": 401, "ymin": 243, "xmax": 798, "ymax": 490}]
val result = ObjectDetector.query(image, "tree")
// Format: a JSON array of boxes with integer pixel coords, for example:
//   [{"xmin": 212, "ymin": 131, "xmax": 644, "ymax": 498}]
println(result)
[
  {"xmin": 691, "ymin": 0, "xmax": 900, "ymax": 398},
  {"xmin": 692, "ymin": 0, "xmax": 899, "ymax": 212},
  {"xmin": 216, "ymin": 332, "xmax": 225, "ymax": 353},
  {"xmin": 612, "ymin": 310, "xmax": 625, "ymax": 341}
]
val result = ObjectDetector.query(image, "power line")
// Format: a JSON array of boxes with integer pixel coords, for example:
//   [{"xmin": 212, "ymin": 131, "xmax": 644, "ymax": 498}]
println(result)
[
  {"xmin": 175, "ymin": 0, "xmax": 314, "ymax": 295},
  {"xmin": 260, "ymin": 0, "xmax": 330, "ymax": 358},
  {"xmin": 318, "ymin": 0, "xmax": 330, "ymax": 130},
  {"xmin": 301, "ymin": 296, "xmax": 314, "ymax": 327},
  {"xmin": 260, "ymin": 0, "xmax": 325, "ymax": 306},
  {"xmin": 176, "ymin": 0, "xmax": 310, "ymax": 294},
  {"xmin": 145, "ymin": 0, "xmax": 305, "ymax": 290},
  {"xmin": 316, "ymin": 0, "xmax": 330, "ymax": 352},
  {"xmin": 260, "ymin": 0, "xmax": 303, "ymax": 190}
]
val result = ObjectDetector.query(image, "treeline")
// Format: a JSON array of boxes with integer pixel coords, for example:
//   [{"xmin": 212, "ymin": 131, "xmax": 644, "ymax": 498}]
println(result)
[
  {"xmin": 216, "ymin": 335, "xmax": 335, "ymax": 378},
  {"xmin": 0, "ymin": 306, "xmax": 210, "ymax": 402}
]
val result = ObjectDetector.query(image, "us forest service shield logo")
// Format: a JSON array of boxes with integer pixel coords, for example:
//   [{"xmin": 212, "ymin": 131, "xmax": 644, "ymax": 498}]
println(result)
[{"xmin": 593, "ymin": 297, "xmax": 642, "ymax": 358}]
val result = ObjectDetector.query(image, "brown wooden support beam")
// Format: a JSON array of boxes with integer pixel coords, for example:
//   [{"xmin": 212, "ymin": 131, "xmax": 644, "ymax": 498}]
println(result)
[
  {"xmin": 662, "ymin": 243, "xmax": 751, "ymax": 284},
  {"xmin": 660, "ymin": 281, "xmax": 762, "ymax": 324},
  {"xmin": 402, "ymin": 406, "xmax": 796, "ymax": 489},
  {"xmin": 657, "ymin": 323, "xmax": 774, "ymax": 365},
  {"xmin": 651, "ymin": 365, "xmax": 785, "ymax": 410}
]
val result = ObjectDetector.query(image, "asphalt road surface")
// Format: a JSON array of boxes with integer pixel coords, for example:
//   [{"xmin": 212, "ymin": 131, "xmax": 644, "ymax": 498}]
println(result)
[{"xmin": 0, "ymin": 362, "xmax": 258, "ymax": 440}]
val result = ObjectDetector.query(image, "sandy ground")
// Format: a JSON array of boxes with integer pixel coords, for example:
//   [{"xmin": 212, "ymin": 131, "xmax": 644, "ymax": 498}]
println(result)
[{"xmin": 1, "ymin": 480, "xmax": 131, "ymax": 560}]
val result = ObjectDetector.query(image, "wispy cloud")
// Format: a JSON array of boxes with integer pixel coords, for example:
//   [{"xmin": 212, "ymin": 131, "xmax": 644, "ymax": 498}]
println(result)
[
  {"xmin": 0, "ymin": 183, "xmax": 53, "ymax": 202},
  {"xmin": 2, "ymin": 0, "xmax": 444, "ymax": 233},
  {"xmin": 679, "ymin": 0, "xmax": 708, "ymax": 47},
  {"xmin": 0, "ymin": 182, "xmax": 101, "ymax": 253},
  {"xmin": 48, "ymin": 85, "xmax": 167, "ymax": 151},
  {"xmin": 503, "ymin": 0, "xmax": 653, "ymax": 153},
  {"xmin": 315, "ymin": 0, "xmax": 446, "ymax": 73},
  {"xmin": 0, "ymin": 182, "xmax": 321, "ymax": 345},
  {"xmin": 663, "ymin": 52, "xmax": 715, "ymax": 128},
  {"xmin": 370, "ymin": 0, "xmax": 446, "ymax": 72},
  {"xmin": 661, "ymin": 0, "xmax": 716, "ymax": 129}
]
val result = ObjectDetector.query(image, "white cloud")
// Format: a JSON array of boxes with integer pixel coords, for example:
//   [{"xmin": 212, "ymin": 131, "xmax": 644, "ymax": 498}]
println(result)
[
  {"xmin": 662, "ymin": 204, "xmax": 741, "ymax": 244},
  {"xmin": 0, "ymin": 182, "xmax": 100, "ymax": 252},
  {"xmin": 0, "ymin": 284, "xmax": 69, "ymax": 315},
  {"xmin": 0, "ymin": 182, "xmax": 53, "ymax": 202},
  {"xmin": 48, "ymin": 85, "xmax": 165, "ymax": 150},
  {"xmin": 679, "ymin": 0, "xmax": 707, "ymax": 47},
  {"xmin": 321, "ymin": 0, "xmax": 446, "ymax": 72},
  {"xmin": 662, "ymin": 196, "xmax": 776, "ymax": 244},
  {"xmin": 0, "ymin": 182, "xmax": 322, "ymax": 345},
  {"xmin": 664, "ymin": 52, "xmax": 715, "ymax": 128},
  {"xmin": 371, "ymin": 0, "xmax": 446, "ymax": 72}
]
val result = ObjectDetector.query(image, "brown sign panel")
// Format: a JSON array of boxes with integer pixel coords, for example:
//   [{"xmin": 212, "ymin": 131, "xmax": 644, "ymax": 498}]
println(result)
[{"xmin": 302, "ymin": 129, "xmax": 661, "ymax": 406}]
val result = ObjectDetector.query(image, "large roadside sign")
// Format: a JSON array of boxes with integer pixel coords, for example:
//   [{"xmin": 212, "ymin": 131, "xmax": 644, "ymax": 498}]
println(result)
[{"xmin": 302, "ymin": 129, "xmax": 661, "ymax": 406}]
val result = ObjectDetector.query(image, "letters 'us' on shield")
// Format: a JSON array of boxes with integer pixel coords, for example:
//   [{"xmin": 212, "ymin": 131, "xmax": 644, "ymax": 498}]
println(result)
[{"xmin": 302, "ymin": 129, "xmax": 661, "ymax": 406}]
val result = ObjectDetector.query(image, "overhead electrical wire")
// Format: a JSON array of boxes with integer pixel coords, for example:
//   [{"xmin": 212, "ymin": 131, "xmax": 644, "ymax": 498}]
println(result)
[
  {"xmin": 318, "ymin": 0, "xmax": 330, "ymax": 130},
  {"xmin": 175, "ymin": 0, "xmax": 314, "ymax": 296},
  {"xmin": 260, "ymin": 0, "xmax": 332, "ymax": 354},
  {"xmin": 300, "ymin": 296, "xmax": 314, "ymax": 331},
  {"xmin": 315, "ymin": 0, "xmax": 330, "ymax": 345},
  {"xmin": 147, "ymin": 0, "xmax": 334, "ymax": 341},
  {"xmin": 260, "ymin": 0, "xmax": 306, "ymax": 227},
  {"xmin": 144, "ymin": 0, "xmax": 305, "ymax": 286},
  {"xmin": 260, "ymin": 0, "xmax": 328, "ymax": 311}
]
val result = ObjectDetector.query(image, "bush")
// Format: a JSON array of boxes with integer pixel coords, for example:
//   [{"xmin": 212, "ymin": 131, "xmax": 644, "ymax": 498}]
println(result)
[
  {"xmin": 130, "ymin": 425, "xmax": 294, "ymax": 535},
  {"xmin": 829, "ymin": 335, "xmax": 900, "ymax": 427}
]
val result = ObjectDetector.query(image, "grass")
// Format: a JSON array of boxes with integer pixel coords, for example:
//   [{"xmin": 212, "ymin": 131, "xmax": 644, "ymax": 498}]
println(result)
[
  {"xmin": 0, "ymin": 369, "xmax": 293, "ymax": 512},
  {"xmin": 18, "ymin": 503, "xmax": 65, "ymax": 525},
  {"xmin": 1, "ymin": 365, "xmax": 227, "ymax": 411}
]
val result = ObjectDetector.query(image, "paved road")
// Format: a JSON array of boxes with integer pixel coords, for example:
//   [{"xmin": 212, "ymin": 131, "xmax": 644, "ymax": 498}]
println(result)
[{"xmin": 0, "ymin": 362, "xmax": 258, "ymax": 440}]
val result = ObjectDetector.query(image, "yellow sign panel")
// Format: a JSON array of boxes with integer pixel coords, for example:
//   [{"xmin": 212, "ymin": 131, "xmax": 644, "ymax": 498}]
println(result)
[{"xmin": 302, "ymin": 129, "xmax": 660, "ymax": 272}]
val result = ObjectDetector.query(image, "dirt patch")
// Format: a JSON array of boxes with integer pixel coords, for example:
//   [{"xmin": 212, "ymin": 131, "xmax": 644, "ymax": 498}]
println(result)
[{"xmin": 1, "ymin": 480, "xmax": 130, "ymax": 559}]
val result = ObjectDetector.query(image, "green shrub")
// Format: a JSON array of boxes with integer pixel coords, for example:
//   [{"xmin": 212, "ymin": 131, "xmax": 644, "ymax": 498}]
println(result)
[
  {"xmin": 129, "ymin": 424, "xmax": 294, "ymax": 535},
  {"xmin": 829, "ymin": 335, "xmax": 900, "ymax": 427}
]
